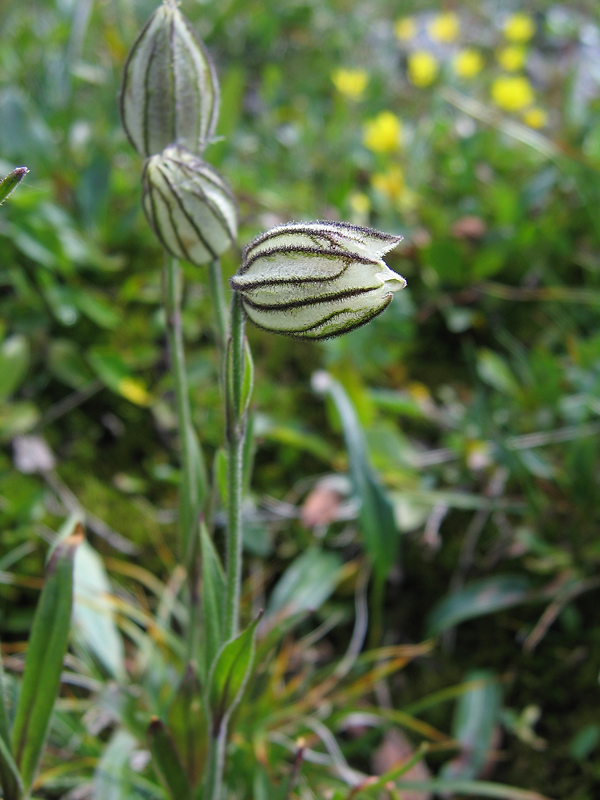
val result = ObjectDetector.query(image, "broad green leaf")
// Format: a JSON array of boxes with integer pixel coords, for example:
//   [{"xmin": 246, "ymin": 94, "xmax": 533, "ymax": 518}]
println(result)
[
  {"xmin": 94, "ymin": 729, "xmax": 138, "ymax": 800},
  {"xmin": 313, "ymin": 371, "xmax": 399, "ymax": 580},
  {"xmin": 200, "ymin": 521, "xmax": 225, "ymax": 682},
  {"xmin": 440, "ymin": 670, "xmax": 502, "ymax": 781},
  {"xmin": 0, "ymin": 335, "xmax": 29, "ymax": 401},
  {"xmin": 72, "ymin": 539, "xmax": 126, "ymax": 681},
  {"xmin": 0, "ymin": 402, "xmax": 39, "ymax": 441},
  {"xmin": 10, "ymin": 524, "xmax": 82, "ymax": 793},
  {"xmin": 477, "ymin": 349, "xmax": 520, "ymax": 397},
  {"xmin": 87, "ymin": 348, "xmax": 151, "ymax": 406},
  {"xmin": 148, "ymin": 718, "xmax": 192, "ymax": 800},
  {"xmin": 47, "ymin": 340, "xmax": 94, "ymax": 390},
  {"xmin": 208, "ymin": 614, "xmax": 261, "ymax": 731},
  {"xmin": 266, "ymin": 547, "xmax": 343, "ymax": 621},
  {"xmin": 426, "ymin": 575, "xmax": 533, "ymax": 637}
]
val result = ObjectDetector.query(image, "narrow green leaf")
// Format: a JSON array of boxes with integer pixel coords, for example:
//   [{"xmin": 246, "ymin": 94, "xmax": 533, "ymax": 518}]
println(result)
[
  {"xmin": 440, "ymin": 670, "xmax": 502, "ymax": 781},
  {"xmin": 200, "ymin": 521, "xmax": 225, "ymax": 683},
  {"xmin": 0, "ymin": 167, "xmax": 28, "ymax": 205},
  {"xmin": 240, "ymin": 338, "xmax": 254, "ymax": 417},
  {"xmin": 208, "ymin": 612, "xmax": 262, "ymax": 732},
  {"xmin": 72, "ymin": 540, "xmax": 126, "ymax": 680},
  {"xmin": 313, "ymin": 371, "xmax": 399, "ymax": 580},
  {"xmin": 167, "ymin": 666, "xmax": 206, "ymax": 786},
  {"xmin": 0, "ymin": 335, "xmax": 30, "ymax": 402},
  {"xmin": 0, "ymin": 733, "xmax": 23, "ymax": 800},
  {"xmin": 148, "ymin": 717, "xmax": 192, "ymax": 800},
  {"xmin": 10, "ymin": 525, "xmax": 82, "ymax": 793},
  {"xmin": 386, "ymin": 780, "xmax": 551, "ymax": 800},
  {"xmin": 426, "ymin": 575, "xmax": 533, "ymax": 637}
]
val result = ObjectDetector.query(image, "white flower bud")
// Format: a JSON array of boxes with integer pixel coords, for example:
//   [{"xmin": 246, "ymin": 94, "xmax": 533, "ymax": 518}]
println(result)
[
  {"xmin": 142, "ymin": 146, "xmax": 238, "ymax": 265},
  {"xmin": 230, "ymin": 221, "xmax": 406, "ymax": 339},
  {"xmin": 120, "ymin": 0, "xmax": 219, "ymax": 157}
]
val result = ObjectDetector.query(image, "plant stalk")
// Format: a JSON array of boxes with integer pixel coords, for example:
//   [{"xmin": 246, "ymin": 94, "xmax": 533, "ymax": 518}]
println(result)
[
  {"xmin": 224, "ymin": 292, "xmax": 246, "ymax": 642},
  {"xmin": 165, "ymin": 256, "xmax": 207, "ymax": 657}
]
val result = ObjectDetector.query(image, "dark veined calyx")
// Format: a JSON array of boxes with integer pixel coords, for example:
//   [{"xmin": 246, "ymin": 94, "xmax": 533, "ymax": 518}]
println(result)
[
  {"xmin": 230, "ymin": 221, "xmax": 406, "ymax": 339},
  {"xmin": 120, "ymin": 0, "xmax": 219, "ymax": 157},
  {"xmin": 142, "ymin": 145, "xmax": 238, "ymax": 266}
]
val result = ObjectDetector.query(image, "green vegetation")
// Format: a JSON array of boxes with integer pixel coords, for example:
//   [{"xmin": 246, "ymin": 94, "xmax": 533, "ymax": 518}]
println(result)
[{"xmin": 1, "ymin": 1, "xmax": 600, "ymax": 798}]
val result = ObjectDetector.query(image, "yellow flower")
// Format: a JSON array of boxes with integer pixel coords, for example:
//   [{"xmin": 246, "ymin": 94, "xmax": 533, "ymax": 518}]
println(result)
[
  {"xmin": 371, "ymin": 165, "xmax": 405, "ymax": 201},
  {"xmin": 491, "ymin": 75, "xmax": 534, "ymax": 112},
  {"xmin": 496, "ymin": 45, "xmax": 527, "ymax": 71},
  {"xmin": 394, "ymin": 16, "xmax": 416, "ymax": 41},
  {"xmin": 522, "ymin": 107, "xmax": 547, "ymax": 128},
  {"xmin": 331, "ymin": 68, "xmax": 369, "ymax": 100},
  {"xmin": 428, "ymin": 12, "xmax": 459, "ymax": 43},
  {"xmin": 362, "ymin": 111, "xmax": 402, "ymax": 153},
  {"xmin": 453, "ymin": 48, "xmax": 484, "ymax": 79},
  {"xmin": 348, "ymin": 191, "xmax": 371, "ymax": 215},
  {"xmin": 407, "ymin": 51, "xmax": 439, "ymax": 87},
  {"xmin": 117, "ymin": 377, "xmax": 151, "ymax": 406},
  {"xmin": 503, "ymin": 13, "xmax": 535, "ymax": 43}
]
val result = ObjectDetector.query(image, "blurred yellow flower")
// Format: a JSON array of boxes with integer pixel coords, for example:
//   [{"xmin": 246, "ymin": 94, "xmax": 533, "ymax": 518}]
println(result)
[
  {"xmin": 491, "ymin": 75, "xmax": 534, "ymax": 111},
  {"xmin": 117, "ymin": 377, "xmax": 151, "ymax": 406},
  {"xmin": 453, "ymin": 48, "xmax": 483, "ymax": 79},
  {"xmin": 331, "ymin": 68, "xmax": 369, "ymax": 100},
  {"xmin": 362, "ymin": 111, "xmax": 402, "ymax": 153},
  {"xmin": 503, "ymin": 13, "xmax": 535, "ymax": 43},
  {"xmin": 349, "ymin": 191, "xmax": 371, "ymax": 215},
  {"xmin": 522, "ymin": 107, "xmax": 547, "ymax": 128},
  {"xmin": 394, "ymin": 16, "xmax": 416, "ymax": 41},
  {"xmin": 496, "ymin": 45, "xmax": 527, "ymax": 71},
  {"xmin": 407, "ymin": 51, "xmax": 439, "ymax": 87},
  {"xmin": 428, "ymin": 12, "xmax": 459, "ymax": 43},
  {"xmin": 371, "ymin": 165, "xmax": 405, "ymax": 201}
]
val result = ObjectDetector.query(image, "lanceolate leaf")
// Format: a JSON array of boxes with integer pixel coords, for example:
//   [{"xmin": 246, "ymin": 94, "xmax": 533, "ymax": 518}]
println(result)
[
  {"xmin": 313, "ymin": 371, "xmax": 399, "ymax": 580},
  {"xmin": 148, "ymin": 717, "xmax": 192, "ymax": 800},
  {"xmin": 0, "ymin": 732, "xmax": 23, "ymax": 800},
  {"xmin": 426, "ymin": 575, "xmax": 533, "ymax": 637},
  {"xmin": 441, "ymin": 670, "xmax": 502, "ymax": 781},
  {"xmin": 208, "ymin": 613, "xmax": 262, "ymax": 733},
  {"xmin": 10, "ymin": 525, "xmax": 82, "ymax": 793}
]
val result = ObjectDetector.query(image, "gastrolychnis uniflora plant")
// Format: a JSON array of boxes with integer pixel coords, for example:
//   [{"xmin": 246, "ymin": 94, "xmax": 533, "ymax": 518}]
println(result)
[{"xmin": 118, "ymin": 1, "xmax": 406, "ymax": 797}]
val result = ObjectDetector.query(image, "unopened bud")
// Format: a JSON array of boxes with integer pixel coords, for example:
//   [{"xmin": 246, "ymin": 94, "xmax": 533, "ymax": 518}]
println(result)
[
  {"xmin": 142, "ymin": 146, "xmax": 238, "ymax": 265},
  {"xmin": 230, "ymin": 221, "xmax": 406, "ymax": 339},
  {"xmin": 120, "ymin": 0, "xmax": 219, "ymax": 157},
  {"xmin": 0, "ymin": 166, "xmax": 28, "ymax": 205}
]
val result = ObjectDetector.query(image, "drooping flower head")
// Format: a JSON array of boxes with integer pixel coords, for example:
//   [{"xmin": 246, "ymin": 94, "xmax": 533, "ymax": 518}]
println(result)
[
  {"xmin": 230, "ymin": 221, "xmax": 406, "ymax": 340},
  {"xmin": 142, "ymin": 145, "xmax": 238, "ymax": 266},
  {"xmin": 120, "ymin": 0, "xmax": 220, "ymax": 157}
]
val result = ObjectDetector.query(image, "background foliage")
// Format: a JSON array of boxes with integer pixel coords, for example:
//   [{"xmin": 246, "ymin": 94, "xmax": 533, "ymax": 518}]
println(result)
[{"xmin": 1, "ymin": 0, "xmax": 600, "ymax": 797}]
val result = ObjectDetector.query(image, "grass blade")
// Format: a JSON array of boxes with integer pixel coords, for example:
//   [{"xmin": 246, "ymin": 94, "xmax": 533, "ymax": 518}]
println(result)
[{"xmin": 10, "ymin": 525, "xmax": 82, "ymax": 793}]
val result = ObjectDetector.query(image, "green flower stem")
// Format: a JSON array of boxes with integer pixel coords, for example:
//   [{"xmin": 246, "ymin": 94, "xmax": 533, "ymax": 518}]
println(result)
[
  {"xmin": 224, "ymin": 291, "xmax": 246, "ymax": 642},
  {"xmin": 165, "ymin": 257, "xmax": 207, "ymax": 654},
  {"xmin": 204, "ymin": 724, "xmax": 227, "ymax": 800},
  {"xmin": 208, "ymin": 258, "xmax": 228, "ymax": 348}
]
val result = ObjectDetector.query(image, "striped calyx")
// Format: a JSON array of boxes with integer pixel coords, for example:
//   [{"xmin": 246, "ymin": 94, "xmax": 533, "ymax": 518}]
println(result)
[
  {"xmin": 120, "ymin": 0, "xmax": 219, "ymax": 157},
  {"xmin": 230, "ymin": 221, "xmax": 406, "ymax": 339},
  {"xmin": 142, "ymin": 146, "xmax": 238, "ymax": 266}
]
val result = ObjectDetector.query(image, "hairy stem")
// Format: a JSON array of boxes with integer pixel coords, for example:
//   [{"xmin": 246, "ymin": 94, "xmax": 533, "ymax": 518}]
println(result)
[
  {"xmin": 224, "ymin": 292, "xmax": 246, "ymax": 642},
  {"xmin": 165, "ymin": 256, "xmax": 207, "ymax": 655}
]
